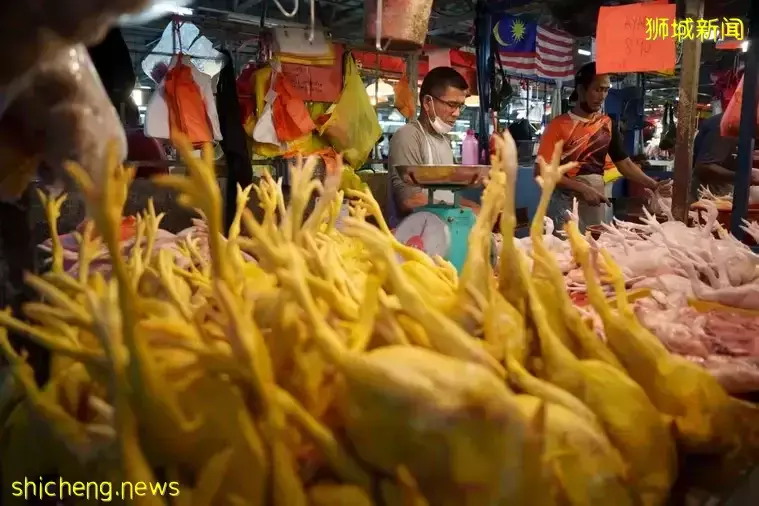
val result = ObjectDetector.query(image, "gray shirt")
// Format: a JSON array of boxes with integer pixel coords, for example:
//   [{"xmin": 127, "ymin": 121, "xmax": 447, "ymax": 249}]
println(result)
[
  {"xmin": 388, "ymin": 119, "xmax": 454, "ymax": 213},
  {"xmin": 691, "ymin": 113, "xmax": 738, "ymax": 199}
]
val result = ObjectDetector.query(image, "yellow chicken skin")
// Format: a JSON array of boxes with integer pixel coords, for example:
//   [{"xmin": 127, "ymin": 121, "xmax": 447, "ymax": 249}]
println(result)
[
  {"xmin": 519, "ymin": 144, "xmax": 677, "ymax": 506},
  {"xmin": 0, "ymin": 131, "xmax": 758, "ymax": 506}
]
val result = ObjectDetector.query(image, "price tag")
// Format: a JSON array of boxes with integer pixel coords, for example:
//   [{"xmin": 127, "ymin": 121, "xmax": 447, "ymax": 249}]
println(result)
[{"xmin": 596, "ymin": 3, "xmax": 676, "ymax": 74}]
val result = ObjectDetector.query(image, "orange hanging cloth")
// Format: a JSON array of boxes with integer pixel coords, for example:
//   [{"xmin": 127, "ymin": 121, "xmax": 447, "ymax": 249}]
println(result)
[
  {"xmin": 393, "ymin": 73, "xmax": 415, "ymax": 120},
  {"xmin": 720, "ymin": 75, "xmax": 759, "ymax": 139},
  {"xmin": 272, "ymin": 73, "xmax": 317, "ymax": 142},
  {"xmin": 163, "ymin": 55, "xmax": 214, "ymax": 145}
]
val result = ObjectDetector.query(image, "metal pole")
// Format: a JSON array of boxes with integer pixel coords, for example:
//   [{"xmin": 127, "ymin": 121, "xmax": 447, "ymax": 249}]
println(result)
[
  {"xmin": 475, "ymin": 0, "xmax": 492, "ymax": 162},
  {"xmin": 527, "ymin": 79, "xmax": 531, "ymax": 123},
  {"xmin": 671, "ymin": 0, "xmax": 704, "ymax": 222},
  {"xmin": 638, "ymin": 72, "xmax": 646, "ymax": 156},
  {"xmin": 730, "ymin": 0, "xmax": 759, "ymax": 238},
  {"xmin": 375, "ymin": 51, "xmax": 381, "ymax": 160},
  {"xmin": 406, "ymin": 53, "xmax": 419, "ymax": 121}
]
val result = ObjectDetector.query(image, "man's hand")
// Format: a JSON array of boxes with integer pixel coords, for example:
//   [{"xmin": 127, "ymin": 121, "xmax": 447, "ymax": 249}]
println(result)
[
  {"xmin": 655, "ymin": 179, "xmax": 673, "ymax": 197},
  {"xmin": 578, "ymin": 185, "xmax": 609, "ymax": 206}
]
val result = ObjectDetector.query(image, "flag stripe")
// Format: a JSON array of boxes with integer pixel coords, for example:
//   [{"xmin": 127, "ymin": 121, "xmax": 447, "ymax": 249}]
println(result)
[
  {"xmin": 537, "ymin": 26, "xmax": 574, "ymax": 46},
  {"xmin": 537, "ymin": 43, "xmax": 573, "ymax": 61},
  {"xmin": 498, "ymin": 23, "xmax": 575, "ymax": 81}
]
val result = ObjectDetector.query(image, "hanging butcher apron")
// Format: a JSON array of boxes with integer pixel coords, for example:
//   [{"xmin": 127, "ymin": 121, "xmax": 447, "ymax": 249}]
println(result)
[
  {"xmin": 547, "ymin": 174, "xmax": 606, "ymax": 233},
  {"xmin": 419, "ymin": 123, "xmax": 458, "ymax": 204},
  {"xmin": 544, "ymin": 113, "xmax": 609, "ymax": 232}
]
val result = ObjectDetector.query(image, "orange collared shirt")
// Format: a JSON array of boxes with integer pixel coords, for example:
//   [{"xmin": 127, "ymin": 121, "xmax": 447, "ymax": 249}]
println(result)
[{"xmin": 537, "ymin": 112, "xmax": 628, "ymax": 177}]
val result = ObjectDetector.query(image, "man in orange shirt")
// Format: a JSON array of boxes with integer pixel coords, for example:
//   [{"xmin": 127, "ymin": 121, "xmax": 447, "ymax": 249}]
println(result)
[{"xmin": 537, "ymin": 62, "xmax": 666, "ymax": 230}]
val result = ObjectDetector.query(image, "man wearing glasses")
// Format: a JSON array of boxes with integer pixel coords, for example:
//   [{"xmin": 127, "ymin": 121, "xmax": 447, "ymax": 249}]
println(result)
[{"xmin": 388, "ymin": 66, "xmax": 479, "ymax": 225}]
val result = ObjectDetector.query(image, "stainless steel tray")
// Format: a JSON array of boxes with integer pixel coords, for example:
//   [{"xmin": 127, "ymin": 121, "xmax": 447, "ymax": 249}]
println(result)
[{"xmin": 396, "ymin": 164, "xmax": 490, "ymax": 187}]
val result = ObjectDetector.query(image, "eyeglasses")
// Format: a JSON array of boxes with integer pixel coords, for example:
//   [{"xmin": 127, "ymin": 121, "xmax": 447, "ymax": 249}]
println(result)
[{"xmin": 431, "ymin": 95, "xmax": 467, "ymax": 112}]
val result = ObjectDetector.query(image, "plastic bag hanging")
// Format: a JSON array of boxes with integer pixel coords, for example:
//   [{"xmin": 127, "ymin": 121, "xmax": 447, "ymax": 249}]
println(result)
[
  {"xmin": 393, "ymin": 73, "xmax": 416, "ymax": 120},
  {"xmin": 319, "ymin": 54, "xmax": 382, "ymax": 169},
  {"xmin": 163, "ymin": 55, "xmax": 215, "ymax": 145},
  {"xmin": 272, "ymin": 74, "xmax": 317, "ymax": 142},
  {"xmin": 142, "ymin": 21, "xmax": 223, "ymax": 80},
  {"xmin": 659, "ymin": 103, "xmax": 677, "ymax": 151},
  {"xmin": 252, "ymin": 77, "xmax": 283, "ymax": 147},
  {"xmin": 720, "ymin": 75, "xmax": 759, "ymax": 139}
]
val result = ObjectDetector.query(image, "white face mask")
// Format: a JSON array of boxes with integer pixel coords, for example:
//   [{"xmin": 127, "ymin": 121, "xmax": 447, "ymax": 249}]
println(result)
[{"xmin": 427, "ymin": 99, "xmax": 454, "ymax": 135}]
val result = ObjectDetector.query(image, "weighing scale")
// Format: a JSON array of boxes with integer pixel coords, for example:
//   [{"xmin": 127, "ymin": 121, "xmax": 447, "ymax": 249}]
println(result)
[{"xmin": 393, "ymin": 164, "xmax": 494, "ymax": 272}]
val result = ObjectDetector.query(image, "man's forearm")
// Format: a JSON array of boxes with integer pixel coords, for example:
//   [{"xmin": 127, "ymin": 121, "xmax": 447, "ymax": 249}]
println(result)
[
  {"xmin": 617, "ymin": 158, "xmax": 657, "ymax": 190},
  {"xmin": 696, "ymin": 163, "xmax": 736, "ymax": 184},
  {"xmin": 556, "ymin": 176, "xmax": 591, "ymax": 193}
]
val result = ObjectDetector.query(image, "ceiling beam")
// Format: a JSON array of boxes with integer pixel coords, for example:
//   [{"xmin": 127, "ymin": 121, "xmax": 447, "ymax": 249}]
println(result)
[
  {"xmin": 427, "ymin": 15, "xmax": 472, "ymax": 35},
  {"xmin": 330, "ymin": 10, "xmax": 364, "ymax": 28},
  {"xmin": 236, "ymin": 0, "xmax": 263, "ymax": 12}
]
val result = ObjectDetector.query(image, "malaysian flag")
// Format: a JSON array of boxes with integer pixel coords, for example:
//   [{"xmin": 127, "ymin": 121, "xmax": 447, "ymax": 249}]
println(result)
[{"xmin": 492, "ymin": 15, "xmax": 575, "ymax": 81}]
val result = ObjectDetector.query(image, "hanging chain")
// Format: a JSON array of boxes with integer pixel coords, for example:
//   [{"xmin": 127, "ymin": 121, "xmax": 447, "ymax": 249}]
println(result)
[
  {"xmin": 271, "ymin": 0, "xmax": 298, "ymax": 17},
  {"xmin": 270, "ymin": 0, "xmax": 316, "ymax": 43}
]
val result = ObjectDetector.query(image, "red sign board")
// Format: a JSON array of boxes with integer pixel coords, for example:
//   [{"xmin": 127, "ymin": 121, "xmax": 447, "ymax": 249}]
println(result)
[{"xmin": 596, "ymin": 3, "xmax": 677, "ymax": 74}]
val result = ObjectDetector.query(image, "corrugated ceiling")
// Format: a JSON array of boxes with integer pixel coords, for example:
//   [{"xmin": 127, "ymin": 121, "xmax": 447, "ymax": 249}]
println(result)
[{"xmin": 120, "ymin": 0, "xmax": 748, "ymax": 103}]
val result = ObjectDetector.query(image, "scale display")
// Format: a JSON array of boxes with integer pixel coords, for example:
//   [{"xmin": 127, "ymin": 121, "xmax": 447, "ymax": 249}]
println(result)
[
  {"xmin": 393, "ymin": 211, "xmax": 451, "ymax": 258},
  {"xmin": 392, "ymin": 164, "xmax": 490, "ymax": 272}
]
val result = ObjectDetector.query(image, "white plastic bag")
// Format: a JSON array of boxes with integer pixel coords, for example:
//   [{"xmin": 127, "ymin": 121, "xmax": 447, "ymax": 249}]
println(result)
[{"xmin": 252, "ymin": 65, "xmax": 286, "ymax": 149}]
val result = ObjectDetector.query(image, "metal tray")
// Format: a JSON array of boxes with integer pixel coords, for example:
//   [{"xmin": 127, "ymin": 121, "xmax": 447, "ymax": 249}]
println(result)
[{"xmin": 396, "ymin": 164, "xmax": 490, "ymax": 188}]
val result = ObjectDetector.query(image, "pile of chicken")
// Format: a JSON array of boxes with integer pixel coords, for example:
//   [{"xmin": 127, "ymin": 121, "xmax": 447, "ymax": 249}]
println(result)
[
  {"xmin": 548, "ymin": 190, "xmax": 759, "ymax": 393},
  {"xmin": 2, "ymin": 134, "xmax": 759, "ymax": 506},
  {"xmin": 37, "ymin": 209, "xmax": 251, "ymax": 279},
  {"xmin": 691, "ymin": 185, "xmax": 759, "ymax": 210}
]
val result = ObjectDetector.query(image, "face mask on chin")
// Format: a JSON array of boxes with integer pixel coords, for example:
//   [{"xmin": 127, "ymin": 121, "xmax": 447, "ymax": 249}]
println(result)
[{"xmin": 426, "ymin": 99, "xmax": 454, "ymax": 135}]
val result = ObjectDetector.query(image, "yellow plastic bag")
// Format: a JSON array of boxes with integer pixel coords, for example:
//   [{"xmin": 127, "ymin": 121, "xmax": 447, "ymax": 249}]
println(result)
[
  {"xmin": 319, "ymin": 55, "xmax": 382, "ymax": 169},
  {"xmin": 249, "ymin": 102, "xmax": 331, "ymax": 158},
  {"xmin": 244, "ymin": 62, "xmax": 331, "ymax": 159}
]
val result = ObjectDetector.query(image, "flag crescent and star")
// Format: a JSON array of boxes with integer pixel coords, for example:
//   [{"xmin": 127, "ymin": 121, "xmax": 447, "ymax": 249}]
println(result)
[
  {"xmin": 490, "ymin": 15, "xmax": 576, "ymax": 81},
  {"xmin": 492, "ymin": 18, "xmax": 527, "ymax": 47}
]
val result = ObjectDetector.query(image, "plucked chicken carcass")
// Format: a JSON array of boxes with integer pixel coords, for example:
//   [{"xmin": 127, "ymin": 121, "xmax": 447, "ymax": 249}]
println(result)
[
  {"xmin": 0, "ymin": 45, "xmax": 127, "ymax": 200},
  {"xmin": 471, "ymin": 133, "xmax": 635, "ymax": 506},
  {"xmin": 518, "ymin": 144, "xmax": 676, "ymax": 506},
  {"xmin": 36, "ymin": 207, "xmax": 246, "ymax": 278},
  {"xmin": 743, "ymin": 220, "xmax": 759, "ymax": 243},
  {"xmin": 699, "ymin": 356, "xmax": 759, "ymax": 395},
  {"xmin": 567, "ymin": 225, "xmax": 758, "ymax": 455},
  {"xmin": 0, "ymin": 0, "xmax": 149, "ymax": 91},
  {"xmin": 633, "ymin": 296, "xmax": 759, "ymax": 394},
  {"xmin": 513, "ymin": 216, "xmax": 575, "ymax": 273},
  {"xmin": 4, "ymin": 131, "xmax": 759, "ymax": 506},
  {"xmin": 561, "ymin": 200, "xmax": 759, "ymax": 312},
  {"xmin": 0, "ymin": 0, "xmax": 164, "ymax": 200},
  {"xmin": 691, "ymin": 184, "xmax": 759, "ymax": 210}
]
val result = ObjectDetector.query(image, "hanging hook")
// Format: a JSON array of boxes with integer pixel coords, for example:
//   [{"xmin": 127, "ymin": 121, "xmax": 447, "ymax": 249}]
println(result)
[
  {"xmin": 375, "ymin": 0, "xmax": 391, "ymax": 51},
  {"xmin": 272, "ymin": 0, "xmax": 299, "ymax": 18},
  {"xmin": 308, "ymin": 0, "xmax": 315, "ymax": 42}
]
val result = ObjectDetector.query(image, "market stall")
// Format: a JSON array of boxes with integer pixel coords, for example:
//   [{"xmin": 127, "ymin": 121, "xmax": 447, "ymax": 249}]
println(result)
[{"xmin": 1, "ymin": 0, "xmax": 759, "ymax": 505}]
